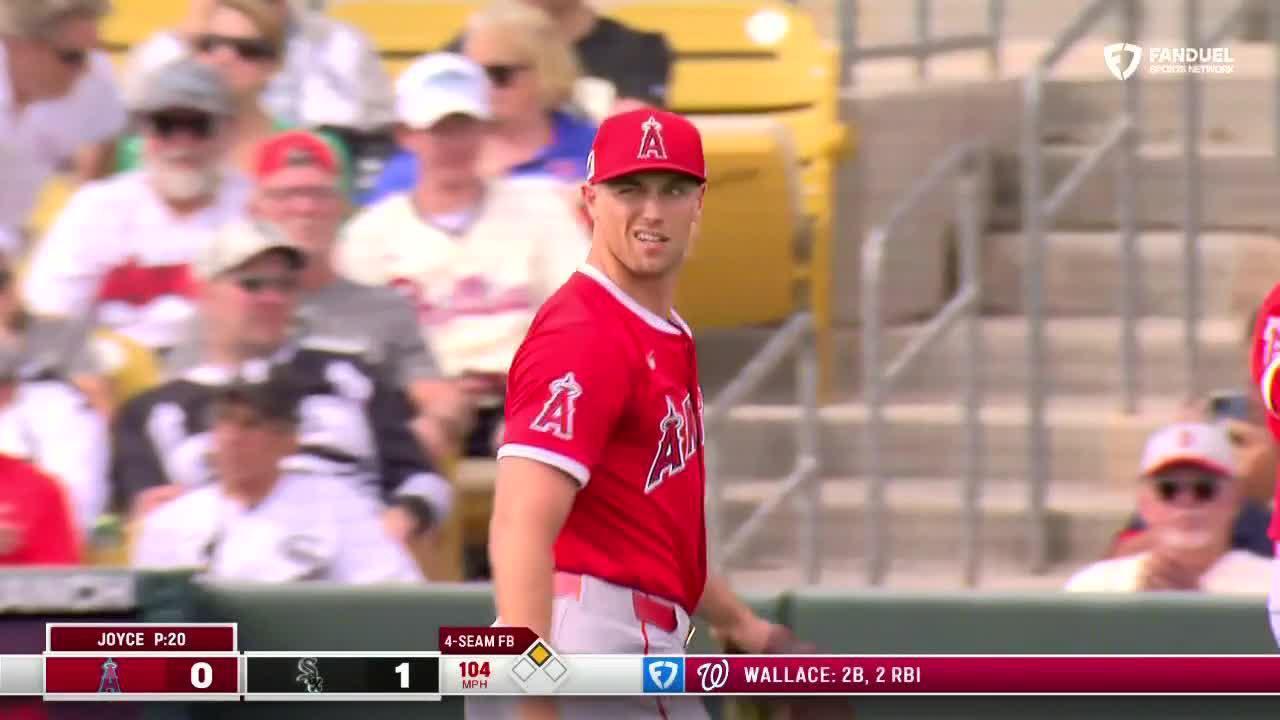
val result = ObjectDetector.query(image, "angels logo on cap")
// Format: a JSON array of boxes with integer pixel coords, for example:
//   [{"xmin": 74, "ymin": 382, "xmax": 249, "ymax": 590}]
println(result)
[
  {"xmin": 637, "ymin": 116, "xmax": 668, "ymax": 161},
  {"xmin": 587, "ymin": 108, "xmax": 706, "ymax": 184}
]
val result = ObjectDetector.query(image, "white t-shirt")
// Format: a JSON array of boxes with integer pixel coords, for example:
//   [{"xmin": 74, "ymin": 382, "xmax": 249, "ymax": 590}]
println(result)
[
  {"xmin": 337, "ymin": 179, "xmax": 589, "ymax": 378},
  {"xmin": 131, "ymin": 471, "xmax": 424, "ymax": 584},
  {"xmin": 1065, "ymin": 549, "xmax": 1272, "ymax": 594},
  {"xmin": 22, "ymin": 170, "xmax": 251, "ymax": 350},
  {"xmin": 0, "ymin": 47, "xmax": 126, "ymax": 253}
]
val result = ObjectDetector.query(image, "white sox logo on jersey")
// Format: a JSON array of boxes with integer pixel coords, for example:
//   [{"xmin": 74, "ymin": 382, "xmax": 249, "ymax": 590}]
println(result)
[
  {"xmin": 638, "ymin": 115, "xmax": 668, "ymax": 160},
  {"xmin": 645, "ymin": 392, "xmax": 702, "ymax": 493},
  {"xmin": 530, "ymin": 372, "xmax": 583, "ymax": 440}
]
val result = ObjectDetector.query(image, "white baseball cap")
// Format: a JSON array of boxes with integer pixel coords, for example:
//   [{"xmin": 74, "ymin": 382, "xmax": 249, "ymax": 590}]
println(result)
[
  {"xmin": 1139, "ymin": 421, "xmax": 1236, "ymax": 478},
  {"xmin": 395, "ymin": 52, "xmax": 492, "ymax": 129},
  {"xmin": 196, "ymin": 218, "xmax": 306, "ymax": 280}
]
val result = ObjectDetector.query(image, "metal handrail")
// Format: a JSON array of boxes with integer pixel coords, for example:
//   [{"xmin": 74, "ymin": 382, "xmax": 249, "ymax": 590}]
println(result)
[
  {"xmin": 705, "ymin": 313, "xmax": 821, "ymax": 582},
  {"xmin": 862, "ymin": 141, "xmax": 989, "ymax": 587},
  {"xmin": 839, "ymin": 0, "xmax": 1005, "ymax": 86},
  {"xmin": 1180, "ymin": 0, "xmax": 1260, "ymax": 400},
  {"xmin": 1021, "ymin": 0, "xmax": 1141, "ymax": 574}
]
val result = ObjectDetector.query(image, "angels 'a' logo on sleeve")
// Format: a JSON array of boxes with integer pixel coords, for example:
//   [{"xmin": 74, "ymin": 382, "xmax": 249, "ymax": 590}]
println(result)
[
  {"xmin": 1264, "ymin": 317, "xmax": 1280, "ymax": 367},
  {"xmin": 530, "ymin": 372, "xmax": 583, "ymax": 440}
]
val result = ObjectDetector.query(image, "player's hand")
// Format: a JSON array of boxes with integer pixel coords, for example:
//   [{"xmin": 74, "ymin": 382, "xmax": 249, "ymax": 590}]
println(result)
[
  {"xmin": 717, "ymin": 614, "xmax": 817, "ymax": 654},
  {"xmin": 1137, "ymin": 550, "xmax": 1203, "ymax": 591}
]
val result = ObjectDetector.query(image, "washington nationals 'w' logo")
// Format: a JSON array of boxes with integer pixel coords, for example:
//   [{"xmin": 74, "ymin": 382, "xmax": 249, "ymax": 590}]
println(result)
[
  {"xmin": 637, "ymin": 115, "xmax": 668, "ymax": 160},
  {"xmin": 531, "ymin": 372, "xmax": 583, "ymax": 440}
]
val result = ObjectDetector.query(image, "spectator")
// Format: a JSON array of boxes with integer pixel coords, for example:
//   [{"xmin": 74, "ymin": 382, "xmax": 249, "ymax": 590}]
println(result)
[
  {"xmin": 0, "ymin": 269, "xmax": 108, "ymax": 537},
  {"xmin": 112, "ymin": 218, "xmax": 450, "ymax": 545},
  {"xmin": 365, "ymin": 1, "xmax": 596, "ymax": 204},
  {"xmin": 131, "ymin": 364, "xmax": 423, "ymax": 583},
  {"xmin": 118, "ymin": 0, "xmax": 288, "ymax": 174},
  {"xmin": 0, "ymin": 0, "xmax": 124, "ymax": 254},
  {"xmin": 1108, "ymin": 313, "xmax": 1277, "ymax": 558},
  {"xmin": 167, "ymin": 129, "xmax": 470, "ymax": 459},
  {"xmin": 338, "ymin": 53, "xmax": 588, "ymax": 458},
  {"xmin": 1066, "ymin": 422, "xmax": 1271, "ymax": 593},
  {"xmin": 22, "ymin": 56, "xmax": 249, "ymax": 355},
  {"xmin": 448, "ymin": 0, "xmax": 672, "ymax": 119},
  {"xmin": 0, "ymin": 453, "xmax": 80, "ymax": 565},
  {"xmin": 124, "ymin": 0, "xmax": 395, "ymax": 172}
]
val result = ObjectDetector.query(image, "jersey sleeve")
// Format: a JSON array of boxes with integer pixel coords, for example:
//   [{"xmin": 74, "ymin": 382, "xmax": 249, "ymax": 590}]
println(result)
[
  {"xmin": 1250, "ymin": 286, "xmax": 1280, "ymax": 417},
  {"xmin": 498, "ymin": 321, "xmax": 633, "ymax": 486}
]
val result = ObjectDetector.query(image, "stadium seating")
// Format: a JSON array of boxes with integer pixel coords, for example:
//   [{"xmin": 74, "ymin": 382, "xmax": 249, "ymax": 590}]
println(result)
[
  {"xmin": 100, "ymin": 0, "xmax": 186, "ymax": 53},
  {"xmin": 679, "ymin": 116, "xmax": 802, "ymax": 328},
  {"xmin": 328, "ymin": 0, "xmax": 476, "ymax": 76}
]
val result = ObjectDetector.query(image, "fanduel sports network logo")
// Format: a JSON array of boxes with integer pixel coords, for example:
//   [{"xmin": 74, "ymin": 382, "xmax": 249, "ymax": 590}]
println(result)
[
  {"xmin": 1104, "ymin": 43, "xmax": 1143, "ymax": 80},
  {"xmin": 642, "ymin": 657, "xmax": 684, "ymax": 693}
]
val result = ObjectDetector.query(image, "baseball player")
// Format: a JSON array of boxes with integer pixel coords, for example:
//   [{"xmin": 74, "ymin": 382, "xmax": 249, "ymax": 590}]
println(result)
[
  {"xmin": 1248, "ymin": 291, "xmax": 1280, "ymax": 645},
  {"xmin": 471, "ymin": 109, "xmax": 804, "ymax": 720}
]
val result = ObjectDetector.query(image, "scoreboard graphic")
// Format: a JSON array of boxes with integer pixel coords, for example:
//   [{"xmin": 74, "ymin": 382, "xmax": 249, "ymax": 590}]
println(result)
[{"xmin": 10, "ymin": 623, "xmax": 1280, "ymax": 699}]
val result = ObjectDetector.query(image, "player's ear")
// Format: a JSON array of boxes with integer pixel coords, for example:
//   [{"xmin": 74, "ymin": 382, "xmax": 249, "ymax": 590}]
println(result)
[{"xmin": 581, "ymin": 183, "xmax": 599, "ymax": 222}]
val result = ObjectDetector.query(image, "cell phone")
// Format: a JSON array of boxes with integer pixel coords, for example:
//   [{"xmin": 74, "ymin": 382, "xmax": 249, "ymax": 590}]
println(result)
[{"xmin": 1208, "ymin": 390, "xmax": 1251, "ymax": 422}]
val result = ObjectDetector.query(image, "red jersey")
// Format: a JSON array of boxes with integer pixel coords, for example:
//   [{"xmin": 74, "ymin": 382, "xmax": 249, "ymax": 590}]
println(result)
[
  {"xmin": 1249, "ymin": 283, "xmax": 1280, "ymax": 540},
  {"xmin": 0, "ymin": 454, "xmax": 80, "ymax": 565},
  {"xmin": 499, "ymin": 265, "xmax": 707, "ymax": 614}
]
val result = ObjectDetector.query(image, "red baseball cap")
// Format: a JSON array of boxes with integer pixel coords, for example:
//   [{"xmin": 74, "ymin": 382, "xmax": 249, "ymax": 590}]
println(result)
[
  {"xmin": 253, "ymin": 130, "xmax": 340, "ymax": 179},
  {"xmin": 587, "ymin": 108, "xmax": 706, "ymax": 185}
]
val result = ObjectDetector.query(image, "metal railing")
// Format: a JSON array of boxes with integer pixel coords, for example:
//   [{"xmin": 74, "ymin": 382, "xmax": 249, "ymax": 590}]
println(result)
[
  {"xmin": 1021, "ymin": 0, "xmax": 1142, "ymax": 573},
  {"xmin": 1179, "ymin": 0, "xmax": 1269, "ymax": 400},
  {"xmin": 838, "ymin": 0, "xmax": 1006, "ymax": 85},
  {"xmin": 704, "ymin": 314, "xmax": 822, "ymax": 583},
  {"xmin": 861, "ymin": 142, "xmax": 989, "ymax": 587}
]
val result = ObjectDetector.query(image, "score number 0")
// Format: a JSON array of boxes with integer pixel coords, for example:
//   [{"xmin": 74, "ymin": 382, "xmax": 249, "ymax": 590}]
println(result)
[{"xmin": 190, "ymin": 662, "xmax": 214, "ymax": 689}]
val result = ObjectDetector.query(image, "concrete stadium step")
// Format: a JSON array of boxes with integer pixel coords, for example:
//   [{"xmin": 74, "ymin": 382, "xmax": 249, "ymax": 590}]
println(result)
[
  {"xmin": 716, "ymin": 476, "xmax": 1132, "ymax": 579},
  {"xmin": 991, "ymin": 145, "xmax": 1280, "ymax": 231},
  {"xmin": 886, "ymin": 315, "xmax": 1243, "ymax": 400},
  {"xmin": 711, "ymin": 399, "xmax": 1180, "ymax": 486},
  {"xmin": 697, "ymin": 315, "xmax": 1240, "ymax": 403},
  {"xmin": 982, "ymin": 230, "xmax": 1280, "ymax": 317}
]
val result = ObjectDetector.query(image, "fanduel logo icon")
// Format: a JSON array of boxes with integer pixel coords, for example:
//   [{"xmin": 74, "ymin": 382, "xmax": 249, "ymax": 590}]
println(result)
[
  {"xmin": 642, "ymin": 657, "xmax": 684, "ymax": 693},
  {"xmin": 1104, "ymin": 43, "xmax": 1143, "ymax": 80}
]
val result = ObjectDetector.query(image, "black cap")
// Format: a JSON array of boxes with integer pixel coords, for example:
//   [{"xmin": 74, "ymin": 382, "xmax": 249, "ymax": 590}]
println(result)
[{"xmin": 212, "ymin": 361, "xmax": 304, "ymax": 425}]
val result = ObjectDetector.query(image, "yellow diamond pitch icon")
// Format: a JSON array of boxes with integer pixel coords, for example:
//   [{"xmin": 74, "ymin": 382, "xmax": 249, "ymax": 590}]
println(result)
[{"xmin": 528, "ymin": 643, "xmax": 552, "ymax": 667}]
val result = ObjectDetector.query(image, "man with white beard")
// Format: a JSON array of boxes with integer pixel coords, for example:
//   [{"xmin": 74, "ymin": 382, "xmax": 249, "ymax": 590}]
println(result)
[
  {"xmin": 23, "ymin": 56, "xmax": 250, "ymax": 356},
  {"xmin": 1066, "ymin": 421, "xmax": 1270, "ymax": 594}
]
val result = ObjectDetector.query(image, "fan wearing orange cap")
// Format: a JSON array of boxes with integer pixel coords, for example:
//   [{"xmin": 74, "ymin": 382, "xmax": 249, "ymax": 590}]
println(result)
[{"xmin": 472, "ymin": 109, "xmax": 806, "ymax": 720}]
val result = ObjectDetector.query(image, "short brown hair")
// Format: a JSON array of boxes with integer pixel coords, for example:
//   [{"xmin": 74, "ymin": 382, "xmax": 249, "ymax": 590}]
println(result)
[
  {"xmin": 0, "ymin": 0, "xmax": 110, "ymax": 39},
  {"xmin": 210, "ymin": 0, "xmax": 287, "ymax": 52}
]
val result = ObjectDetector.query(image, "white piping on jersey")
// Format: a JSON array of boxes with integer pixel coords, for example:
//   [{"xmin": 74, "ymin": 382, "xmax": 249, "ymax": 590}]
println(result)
[
  {"xmin": 577, "ymin": 263, "xmax": 691, "ymax": 337},
  {"xmin": 1263, "ymin": 357, "xmax": 1280, "ymax": 417},
  {"xmin": 497, "ymin": 443, "xmax": 591, "ymax": 486}
]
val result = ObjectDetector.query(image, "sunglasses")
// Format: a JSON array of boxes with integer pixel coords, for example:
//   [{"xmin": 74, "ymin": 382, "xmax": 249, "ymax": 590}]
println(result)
[
  {"xmin": 148, "ymin": 112, "xmax": 217, "ymax": 139},
  {"xmin": 50, "ymin": 45, "xmax": 88, "ymax": 67},
  {"xmin": 195, "ymin": 33, "xmax": 279, "ymax": 62},
  {"xmin": 233, "ymin": 274, "xmax": 299, "ymax": 295},
  {"xmin": 1152, "ymin": 477, "xmax": 1221, "ymax": 503},
  {"xmin": 483, "ymin": 64, "xmax": 530, "ymax": 88}
]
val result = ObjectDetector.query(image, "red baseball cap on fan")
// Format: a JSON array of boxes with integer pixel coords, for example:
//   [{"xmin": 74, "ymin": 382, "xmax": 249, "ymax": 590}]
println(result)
[
  {"xmin": 253, "ymin": 130, "xmax": 340, "ymax": 179},
  {"xmin": 586, "ymin": 108, "xmax": 706, "ymax": 184}
]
